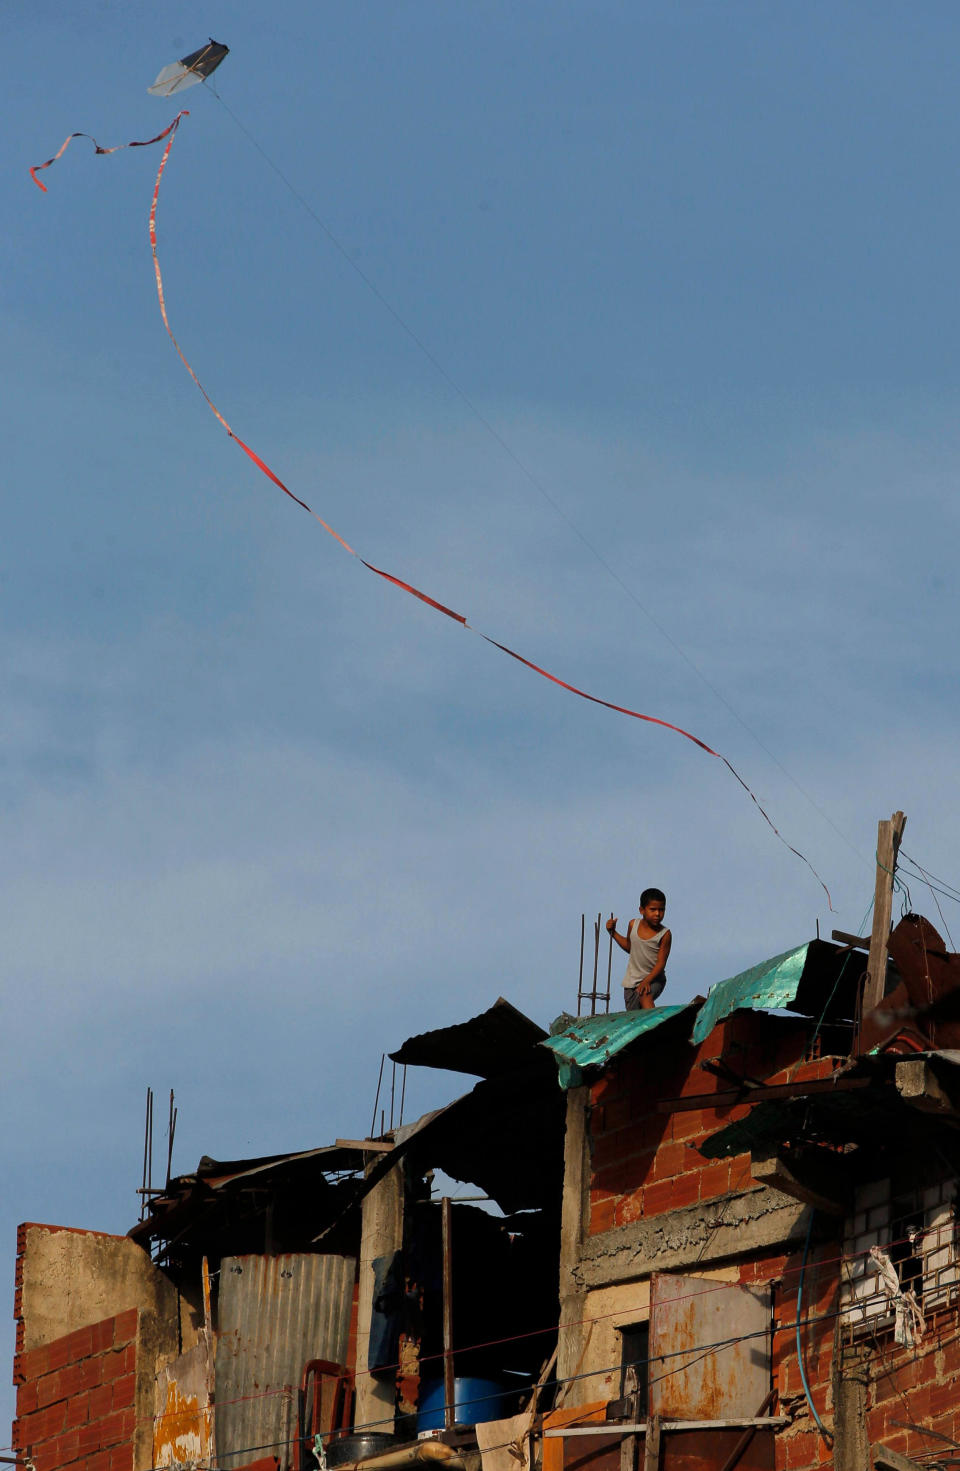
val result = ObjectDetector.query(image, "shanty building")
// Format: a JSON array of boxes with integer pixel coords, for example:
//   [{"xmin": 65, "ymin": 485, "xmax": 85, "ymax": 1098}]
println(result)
[
  {"xmin": 541, "ymin": 912, "xmax": 960, "ymax": 1471},
  {"xmin": 10, "ymin": 1000, "xmax": 566, "ymax": 1471},
  {"xmin": 11, "ymin": 915, "xmax": 960, "ymax": 1471}
]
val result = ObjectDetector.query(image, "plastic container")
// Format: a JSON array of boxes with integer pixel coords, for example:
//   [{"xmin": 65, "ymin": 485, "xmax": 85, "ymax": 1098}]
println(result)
[{"xmin": 417, "ymin": 1377, "xmax": 505, "ymax": 1431}]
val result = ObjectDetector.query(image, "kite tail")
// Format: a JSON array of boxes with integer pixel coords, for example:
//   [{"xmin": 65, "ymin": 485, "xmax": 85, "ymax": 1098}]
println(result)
[
  {"xmin": 30, "ymin": 115, "xmax": 188, "ymax": 192},
  {"xmin": 31, "ymin": 108, "xmax": 836, "ymax": 909}
]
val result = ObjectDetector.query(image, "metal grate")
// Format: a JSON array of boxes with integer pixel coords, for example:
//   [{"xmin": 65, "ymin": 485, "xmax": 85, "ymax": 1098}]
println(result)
[{"xmin": 841, "ymin": 1177, "xmax": 959, "ymax": 1332}]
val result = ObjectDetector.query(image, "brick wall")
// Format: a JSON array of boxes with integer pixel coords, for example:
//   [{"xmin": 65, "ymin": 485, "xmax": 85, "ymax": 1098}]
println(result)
[
  {"xmin": 587, "ymin": 1014, "xmax": 835, "ymax": 1234},
  {"xmin": 12, "ymin": 1308, "xmax": 139, "ymax": 1471},
  {"xmin": 769, "ymin": 1233, "xmax": 960, "ymax": 1471}
]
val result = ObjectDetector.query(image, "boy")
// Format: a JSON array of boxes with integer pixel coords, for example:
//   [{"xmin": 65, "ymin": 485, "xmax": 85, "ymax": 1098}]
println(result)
[{"xmin": 606, "ymin": 889, "xmax": 670, "ymax": 1010}]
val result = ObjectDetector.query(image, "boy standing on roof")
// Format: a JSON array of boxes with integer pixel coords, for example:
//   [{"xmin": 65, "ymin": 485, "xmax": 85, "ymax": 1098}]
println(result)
[{"xmin": 606, "ymin": 889, "xmax": 671, "ymax": 1010}]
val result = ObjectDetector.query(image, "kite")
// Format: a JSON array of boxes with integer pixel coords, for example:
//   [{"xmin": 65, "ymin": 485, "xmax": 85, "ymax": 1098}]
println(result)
[
  {"xmin": 28, "ymin": 109, "xmax": 835, "ymax": 910},
  {"xmin": 148, "ymin": 40, "xmax": 229, "ymax": 98}
]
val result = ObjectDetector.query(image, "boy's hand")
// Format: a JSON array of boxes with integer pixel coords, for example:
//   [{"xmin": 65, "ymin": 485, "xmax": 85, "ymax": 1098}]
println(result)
[{"xmin": 606, "ymin": 913, "xmax": 617, "ymax": 934}]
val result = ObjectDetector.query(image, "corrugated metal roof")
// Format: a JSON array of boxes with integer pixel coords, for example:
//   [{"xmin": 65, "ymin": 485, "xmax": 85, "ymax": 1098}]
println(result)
[
  {"xmin": 215, "ymin": 1252, "xmax": 355, "ymax": 1471},
  {"xmin": 690, "ymin": 944, "xmax": 810, "ymax": 1045},
  {"xmin": 541, "ymin": 1006, "xmax": 690, "ymax": 1088},
  {"xmin": 389, "ymin": 997, "xmax": 550, "ymax": 1078}
]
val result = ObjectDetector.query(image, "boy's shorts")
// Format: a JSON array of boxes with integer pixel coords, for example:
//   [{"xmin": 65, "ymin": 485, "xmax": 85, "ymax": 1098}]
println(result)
[{"xmin": 624, "ymin": 977, "xmax": 666, "ymax": 1010}]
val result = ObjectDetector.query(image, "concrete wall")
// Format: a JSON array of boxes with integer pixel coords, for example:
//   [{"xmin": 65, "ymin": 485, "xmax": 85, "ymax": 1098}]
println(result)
[
  {"xmin": 15, "ymin": 1222, "xmax": 189, "ymax": 1355},
  {"xmin": 13, "ymin": 1223, "xmax": 185, "ymax": 1471}
]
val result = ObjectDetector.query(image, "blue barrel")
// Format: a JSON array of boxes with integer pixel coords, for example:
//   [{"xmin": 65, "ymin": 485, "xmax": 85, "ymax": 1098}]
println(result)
[{"xmin": 418, "ymin": 1377, "xmax": 505, "ymax": 1430}]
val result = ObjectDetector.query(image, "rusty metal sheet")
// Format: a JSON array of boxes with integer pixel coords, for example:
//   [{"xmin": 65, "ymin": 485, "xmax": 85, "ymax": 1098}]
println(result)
[
  {"xmin": 154, "ymin": 1330, "xmax": 215, "ymax": 1468},
  {"xmin": 215, "ymin": 1253, "xmax": 356, "ymax": 1471},
  {"xmin": 649, "ymin": 1274, "xmax": 770, "ymax": 1421}
]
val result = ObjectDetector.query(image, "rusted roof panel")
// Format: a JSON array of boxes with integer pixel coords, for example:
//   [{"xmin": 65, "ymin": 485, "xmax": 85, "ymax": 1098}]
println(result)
[
  {"xmin": 541, "ymin": 1006, "xmax": 691, "ymax": 1088},
  {"xmin": 690, "ymin": 938, "xmax": 861, "ymax": 1046},
  {"xmin": 215, "ymin": 1252, "xmax": 355, "ymax": 1471},
  {"xmin": 390, "ymin": 997, "xmax": 549, "ymax": 1078}
]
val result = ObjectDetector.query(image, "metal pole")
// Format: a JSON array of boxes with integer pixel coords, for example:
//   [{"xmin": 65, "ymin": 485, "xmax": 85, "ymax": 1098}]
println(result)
[
  {"xmin": 578, "ymin": 914, "xmax": 585, "ymax": 1016},
  {"xmin": 592, "ymin": 913, "xmax": 601, "ymax": 1016},
  {"xmin": 370, "ymin": 1054, "xmax": 385, "ymax": 1137},
  {"xmin": 166, "ymin": 1090, "xmax": 176, "ymax": 1188},
  {"xmin": 442, "ymin": 1197, "xmax": 455, "ymax": 1430}
]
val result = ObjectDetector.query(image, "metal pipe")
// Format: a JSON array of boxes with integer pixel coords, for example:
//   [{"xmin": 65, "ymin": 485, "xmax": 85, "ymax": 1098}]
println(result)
[
  {"xmin": 441, "ymin": 1197, "xmax": 455, "ymax": 1430},
  {"xmin": 333, "ymin": 1445, "xmax": 465, "ymax": 1471},
  {"xmin": 370, "ymin": 1054, "xmax": 385, "ymax": 1137}
]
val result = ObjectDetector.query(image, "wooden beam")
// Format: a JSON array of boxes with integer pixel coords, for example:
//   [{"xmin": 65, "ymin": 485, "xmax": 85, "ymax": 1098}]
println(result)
[
  {"xmin": 895, "ymin": 1058, "xmax": 959, "ymax": 1116},
  {"xmin": 831, "ymin": 931, "xmax": 870, "ymax": 952},
  {"xmin": 543, "ymin": 1419, "xmax": 790, "ymax": 1437},
  {"xmin": 642, "ymin": 1414, "xmax": 660, "ymax": 1471},
  {"xmin": 872, "ymin": 1445, "xmax": 928, "ymax": 1471},
  {"xmin": 335, "ymin": 1138, "xmax": 395, "ymax": 1152},
  {"xmin": 863, "ymin": 811, "xmax": 906, "ymax": 1016},
  {"xmin": 657, "ymin": 1076, "xmax": 872, "ymax": 1113}
]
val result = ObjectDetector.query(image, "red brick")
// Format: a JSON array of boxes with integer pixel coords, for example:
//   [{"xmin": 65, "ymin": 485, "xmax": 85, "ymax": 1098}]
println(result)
[
  {"xmin": 614, "ymin": 1190, "xmax": 645, "ymax": 1227},
  {"xmin": 649, "ymin": 1140, "xmax": 691, "ymax": 1182},
  {"xmin": 14, "ymin": 1343, "xmax": 50, "ymax": 1383},
  {"xmin": 42, "ymin": 1428, "xmax": 80, "ymax": 1468},
  {"xmin": 603, "ymin": 1096, "xmax": 633, "ymax": 1131},
  {"xmin": 96, "ymin": 1409, "xmax": 133, "ymax": 1448},
  {"xmin": 17, "ymin": 1380, "xmax": 39, "ymax": 1417},
  {"xmin": 91, "ymin": 1318, "xmax": 114, "ymax": 1353},
  {"xmin": 63, "ymin": 1324, "xmax": 95, "ymax": 1363},
  {"xmin": 36, "ymin": 1372, "xmax": 63, "ymax": 1409},
  {"xmin": 45, "ymin": 1335, "xmax": 77, "ymax": 1373},
  {"xmin": 86, "ymin": 1450, "xmax": 112, "ymax": 1471},
  {"xmin": 929, "ymin": 1380, "xmax": 957, "ymax": 1417},
  {"xmin": 590, "ymin": 1071, "xmax": 623, "ymax": 1104},
  {"xmin": 77, "ymin": 1421, "xmax": 104, "ymax": 1457},
  {"xmin": 111, "ymin": 1373, "xmax": 136, "ymax": 1410},
  {"xmin": 112, "ymin": 1308, "xmax": 138, "ymax": 1346},
  {"xmin": 109, "ymin": 1446, "xmax": 134, "ymax": 1471},
  {"xmin": 58, "ymin": 1362, "xmax": 88, "ymax": 1400},
  {"xmin": 641, "ymin": 1178, "xmax": 676, "ymax": 1215},
  {"xmin": 78, "ymin": 1355, "xmax": 105, "ymax": 1391},
  {"xmin": 698, "ymin": 1159, "xmax": 732, "ymax": 1200},
  {"xmin": 667, "ymin": 1171, "xmax": 700, "ymax": 1210},
  {"xmin": 87, "ymin": 1383, "xmax": 114, "ymax": 1420},
  {"xmin": 590, "ymin": 1196, "xmax": 617, "ymax": 1234},
  {"xmin": 728, "ymin": 1156, "xmax": 755, "ymax": 1192},
  {"xmin": 65, "ymin": 1390, "xmax": 89, "ymax": 1429},
  {"xmin": 17, "ymin": 1402, "xmax": 67, "ymax": 1443}
]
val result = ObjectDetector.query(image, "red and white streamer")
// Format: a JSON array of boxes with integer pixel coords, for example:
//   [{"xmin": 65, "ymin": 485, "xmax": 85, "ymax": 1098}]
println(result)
[{"xmin": 30, "ymin": 115, "xmax": 834, "ymax": 910}]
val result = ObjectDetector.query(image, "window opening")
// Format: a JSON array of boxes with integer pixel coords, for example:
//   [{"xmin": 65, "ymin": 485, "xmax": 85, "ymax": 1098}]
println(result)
[
  {"xmin": 841, "ymin": 1177, "xmax": 958, "ymax": 1336},
  {"xmin": 618, "ymin": 1321, "xmax": 649, "ymax": 1409}
]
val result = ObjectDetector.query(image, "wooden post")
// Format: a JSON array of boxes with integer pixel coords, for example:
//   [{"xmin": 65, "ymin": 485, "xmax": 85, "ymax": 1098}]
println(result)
[
  {"xmin": 442, "ymin": 1197, "xmax": 455, "ymax": 1430},
  {"xmin": 643, "ymin": 1414, "xmax": 661, "ymax": 1471},
  {"xmin": 863, "ymin": 811, "xmax": 906, "ymax": 1016}
]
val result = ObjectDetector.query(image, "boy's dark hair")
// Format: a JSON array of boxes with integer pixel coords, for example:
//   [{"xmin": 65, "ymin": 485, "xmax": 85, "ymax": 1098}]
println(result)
[{"xmin": 640, "ymin": 887, "xmax": 666, "ymax": 906}]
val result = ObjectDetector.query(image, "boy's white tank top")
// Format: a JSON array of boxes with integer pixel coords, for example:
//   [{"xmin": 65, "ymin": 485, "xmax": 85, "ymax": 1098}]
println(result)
[{"xmin": 623, "ymin": 925, "xmax": 667, "ymax": 989}]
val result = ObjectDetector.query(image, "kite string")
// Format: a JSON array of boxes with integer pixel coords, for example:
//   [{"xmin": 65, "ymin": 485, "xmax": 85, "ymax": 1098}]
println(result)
[
  {"xmin": 144, "ymin": 113, "xmax": 834, "ymax": 911},
  {"xmin": 30, "ymin": 112, "xmax": 835, "ymax": 912}
]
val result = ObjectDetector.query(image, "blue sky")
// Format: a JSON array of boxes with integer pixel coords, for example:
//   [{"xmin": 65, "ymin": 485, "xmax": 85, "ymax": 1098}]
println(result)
[{"xmin": 5, "ymin": 0, "xmax": 960, "ymax": 1442}]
